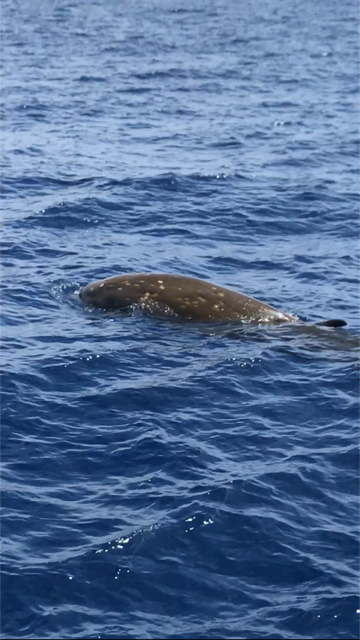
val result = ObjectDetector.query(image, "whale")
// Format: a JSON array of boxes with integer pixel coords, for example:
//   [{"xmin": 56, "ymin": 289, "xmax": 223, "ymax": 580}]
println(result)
[{"xmin": 79, "ymin": 272, "xmax": 346, "ymax": 328}]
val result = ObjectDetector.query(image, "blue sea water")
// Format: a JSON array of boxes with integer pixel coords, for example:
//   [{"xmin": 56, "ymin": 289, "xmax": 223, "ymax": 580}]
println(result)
[{"xmin": 1, "ymin": 0, "xmax": 359, "ymax": 638}]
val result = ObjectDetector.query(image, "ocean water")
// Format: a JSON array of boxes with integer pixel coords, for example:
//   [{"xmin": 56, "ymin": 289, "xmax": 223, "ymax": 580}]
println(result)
[{"xmin": 1, "ymin": 0, "xmax": 359, "ymax": 638}]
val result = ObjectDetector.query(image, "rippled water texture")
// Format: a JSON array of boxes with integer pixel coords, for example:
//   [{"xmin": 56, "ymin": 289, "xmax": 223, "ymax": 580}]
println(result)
[{"xmin": 1, "ymin": 0, "xmax": 359, "ymax": 638}]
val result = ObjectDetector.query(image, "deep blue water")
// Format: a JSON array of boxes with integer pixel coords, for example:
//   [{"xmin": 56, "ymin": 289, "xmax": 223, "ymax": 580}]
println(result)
[{"xmin": 1, "ymin": 0, "xmax": 359, "ymax": 638}]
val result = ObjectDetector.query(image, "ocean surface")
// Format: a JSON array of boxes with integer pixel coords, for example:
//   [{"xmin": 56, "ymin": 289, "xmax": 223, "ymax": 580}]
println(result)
[{"xmin": 1, "ymin": 0, "xmax": 359, "ymax": 638}]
